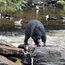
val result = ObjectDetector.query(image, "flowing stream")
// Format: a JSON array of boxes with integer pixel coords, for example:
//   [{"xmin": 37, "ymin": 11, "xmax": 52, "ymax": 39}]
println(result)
[{"xmin": 0, "ymin": 30, "xmax": 65, "ymax": 48}]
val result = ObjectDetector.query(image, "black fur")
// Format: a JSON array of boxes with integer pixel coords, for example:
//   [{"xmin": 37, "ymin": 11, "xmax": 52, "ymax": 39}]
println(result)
[{"xmin": 24, "ymin": 20, "xmax": 46, "ymax": 45}]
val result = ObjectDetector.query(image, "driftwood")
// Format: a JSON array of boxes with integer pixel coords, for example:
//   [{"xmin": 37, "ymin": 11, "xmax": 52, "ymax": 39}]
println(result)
[
  {"xmin": 0, "ymin": 44, "xmax": 33, "ymax": 65},
  {"xmin": 0, "ymin": 45, "xmax": 25, "ymax": 65},
  {"xmin": 0, "ymin": 45, "xmax": 25, "ymax": 55},
  {"xmin": 0, "ymin": 55, "xmax": 18, "ymax": 65}
]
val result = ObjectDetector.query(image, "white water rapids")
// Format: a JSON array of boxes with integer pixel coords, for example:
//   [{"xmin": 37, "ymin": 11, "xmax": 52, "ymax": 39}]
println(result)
[{"xmin": 0, "ymin": 30, "xmax": 65, "ymax": 48}]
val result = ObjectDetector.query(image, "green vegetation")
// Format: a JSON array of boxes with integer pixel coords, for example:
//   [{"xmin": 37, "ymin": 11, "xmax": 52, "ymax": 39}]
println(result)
[
  {"xmin": 16, "ymin": 59, "xmax": 23, "ymax": 65},
  {"xmin": 0, "ymin": 0, "xmax": 27, "ymax": 12},
  {"xmin": 57, "ymin": 0, "xmax": 65, "ymax": 4},
  {"xmin": 57, "ymin": 0, "xmax": 65, "ymax": 10}
]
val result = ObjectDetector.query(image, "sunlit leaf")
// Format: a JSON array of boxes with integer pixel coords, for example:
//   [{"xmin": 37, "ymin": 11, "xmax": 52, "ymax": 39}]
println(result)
[{"xmin": 16, "ymin": 59, "xmax": 23, "ymax": 65}]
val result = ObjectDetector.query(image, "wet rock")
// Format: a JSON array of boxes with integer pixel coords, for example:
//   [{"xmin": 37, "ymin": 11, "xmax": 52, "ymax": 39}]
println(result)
[
  {"xmin": 33, "ymin": 46, "xmax": 65, "ymax": 65},
  {"xmin": 0, "ymin": 55, "xmax": 18, "ymax": 65}
]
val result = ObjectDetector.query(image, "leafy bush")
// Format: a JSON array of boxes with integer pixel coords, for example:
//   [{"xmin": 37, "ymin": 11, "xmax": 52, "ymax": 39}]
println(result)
[
  {"xmin": 57, "ymin": 0, "xmax": 65, "ymax": 10},
  {"xmin": 0, "ymin": 0, "xmax": 27, "ymax": 12},
  {"xmin": 57, "ymin": 0, "xmax": 65, "ymax": 5}
]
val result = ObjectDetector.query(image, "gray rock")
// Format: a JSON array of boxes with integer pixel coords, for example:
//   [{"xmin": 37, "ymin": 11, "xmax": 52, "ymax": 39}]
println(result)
[{"xmin": 33, "ymin": 46, "xmax": 65, "ymax": 65}]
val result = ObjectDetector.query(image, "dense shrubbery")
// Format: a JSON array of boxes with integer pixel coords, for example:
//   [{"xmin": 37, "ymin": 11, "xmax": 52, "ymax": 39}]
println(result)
[{"xmin": 0, "ymin": 0, "xmax": 27, "ymax": 12}]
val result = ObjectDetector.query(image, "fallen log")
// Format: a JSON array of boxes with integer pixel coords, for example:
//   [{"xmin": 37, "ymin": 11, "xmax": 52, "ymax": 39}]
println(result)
[
  {"xmin": 0, "ymin": 45, "xmax": 27, "ymax": 65},
  {"xmin": 0, "ymin": 45, "xmax": 25, "ymax": 55},
  {"xmin": 0, "ymin": 55, "xmax": 18, "ymax": 65},
  {"xmin": 0, "ymin": 44, "xmax": 33, "ymax": 65}
]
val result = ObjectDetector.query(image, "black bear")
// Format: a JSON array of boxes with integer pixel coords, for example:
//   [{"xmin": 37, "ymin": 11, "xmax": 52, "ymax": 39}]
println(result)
[{"xmin": 24, "ymin": 20, "xmax": 46, "ymax": 46}]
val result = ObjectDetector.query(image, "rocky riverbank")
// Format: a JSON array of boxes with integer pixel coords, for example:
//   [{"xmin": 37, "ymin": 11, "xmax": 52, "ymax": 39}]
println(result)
[
  {"xmin": 33, "ymin": 45, "xmax": 65, "ymax": 65},
  {"xmin": 0, "ymin": 41, "xmax": 65, "ymax": 65}
]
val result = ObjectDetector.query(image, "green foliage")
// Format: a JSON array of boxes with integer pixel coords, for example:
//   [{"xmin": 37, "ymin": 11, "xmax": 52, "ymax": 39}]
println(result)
[
  {"xmin": 57, "ymin": 0, "xmax": 65, "ymax": 5},
  {"xmin": 0, "ymin": 0, "xmax": 5, "ymax": 3},
  {"xmin": 6, "ymin": 6, "xmax": 16, "ymax": 12},
  {"xmin": 57, "ymin": 0, "xmax": 65, "ymax": 10},
  {"xmin": 0, "ymin": 0, "xmax": 27, "ymax": 12},
  {"xmin": 29, "ymin": 0, "xmax": 33, "ymax": 1},
  {"xmin": 0, "ymin": 7, "xmax": 5, "ymax": 12},
  {"xmin": 16, "ymin": 59, "xmax": 23, "ymax": 65},
  {"xmin": 63, "ymin": 5, "xmax": 65, "ymax": 10}
]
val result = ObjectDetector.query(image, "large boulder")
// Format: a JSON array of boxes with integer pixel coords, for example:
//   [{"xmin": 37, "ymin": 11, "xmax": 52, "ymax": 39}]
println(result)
[{"xmin": 33, "ymin": 46, "xmax": 65, "ymax": 65}]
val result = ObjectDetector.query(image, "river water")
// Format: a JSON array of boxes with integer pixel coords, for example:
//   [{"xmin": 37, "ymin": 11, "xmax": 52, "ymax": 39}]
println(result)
[{"xmin": 0, "ymin": 30, "xmax": 65, "ymax": 48}]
